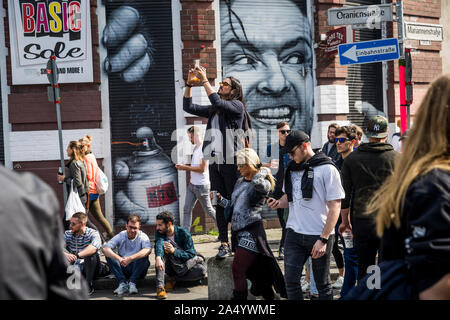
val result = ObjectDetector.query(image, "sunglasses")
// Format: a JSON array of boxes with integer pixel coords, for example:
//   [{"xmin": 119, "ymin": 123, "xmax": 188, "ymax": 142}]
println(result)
[
  {"xmin": 334, "ymin": 137, "xmax": 350, "ymax": 143},
  {"xmin": 279, "ymin": 130, "xmax": 291, "ymax": 135},
  {"xmin": 219, "ymin": 81, "xmax": 232, "ymax": 87}
]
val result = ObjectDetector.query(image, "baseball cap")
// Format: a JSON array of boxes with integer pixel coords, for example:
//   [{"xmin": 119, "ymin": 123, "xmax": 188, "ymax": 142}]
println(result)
[
  {"xmin": 366, "ymin": 115, "xmax": 388, "ymax": 139},
  {"xmin": 285, "ymin": 130, "xmax": 310, "ymax": 152}
]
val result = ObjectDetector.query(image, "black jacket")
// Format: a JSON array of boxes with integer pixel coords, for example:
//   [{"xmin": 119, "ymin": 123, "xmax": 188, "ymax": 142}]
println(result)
[
  {"xmin": 322, "ymin": 141, "xmax": 342, "ymax": 165},
  {"xmin": 380, "ymin": 169, "xmax": 450, "ymax": 295},
  {"xmin": 0, "ymin": 165, "xmax": 88, "ymax": 299},
  {"xmin": 341, "ymin": 142, "xmax": 397, "ymax": 220},
  {"xmin": 183, "ymin": 93, "xmax": 244, "ymax": 162}
]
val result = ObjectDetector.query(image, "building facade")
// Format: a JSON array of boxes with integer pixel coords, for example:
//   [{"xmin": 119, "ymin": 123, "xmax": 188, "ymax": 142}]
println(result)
[{"xmin": 0, "ymin": 0, "xmax": 445, "ymax": 234}]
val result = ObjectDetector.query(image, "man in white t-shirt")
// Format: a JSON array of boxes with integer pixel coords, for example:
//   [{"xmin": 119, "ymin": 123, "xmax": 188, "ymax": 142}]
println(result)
[
  {"xmin": 268, "ymin": 130, "xmax": 344, "ymax": 300},
  {"xmin": 176, "ymin": 126, "xmax": 216, "ymax": 232}
]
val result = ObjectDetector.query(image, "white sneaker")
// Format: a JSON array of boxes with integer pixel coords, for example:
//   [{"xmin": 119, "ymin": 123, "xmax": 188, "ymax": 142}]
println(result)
[
  {"xmin": 332, "ymin": 276, "xmax": 344, "ymax": 289},
  {"xmin": 128, "ymin": 282, "xmax": 138, "ymax": 295},
  {"xmin": 114, "ymin": 282, "xmax": 129, "ymax": 296}
]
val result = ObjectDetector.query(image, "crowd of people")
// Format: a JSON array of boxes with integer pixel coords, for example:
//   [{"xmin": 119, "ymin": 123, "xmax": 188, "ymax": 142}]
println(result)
[{"xmin": 0, "ymin": 68, "xmax": 449, "ymax": 300}]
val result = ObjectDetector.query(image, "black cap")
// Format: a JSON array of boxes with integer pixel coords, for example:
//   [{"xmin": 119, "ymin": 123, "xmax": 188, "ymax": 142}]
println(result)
[{"xmin": 285, "ymin": 130, "xmax": 310, "ymax": 153}]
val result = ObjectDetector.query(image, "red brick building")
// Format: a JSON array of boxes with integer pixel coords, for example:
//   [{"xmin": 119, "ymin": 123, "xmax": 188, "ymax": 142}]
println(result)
[{"xmin": 0, "ymin": 0, "xmax": 445, "ymax": 234}]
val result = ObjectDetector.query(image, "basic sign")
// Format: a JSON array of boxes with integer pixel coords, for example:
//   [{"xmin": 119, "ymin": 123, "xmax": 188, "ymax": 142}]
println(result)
[{"xmin": 21, "ymin": 1, "xmax": 82, "ymax": 37}]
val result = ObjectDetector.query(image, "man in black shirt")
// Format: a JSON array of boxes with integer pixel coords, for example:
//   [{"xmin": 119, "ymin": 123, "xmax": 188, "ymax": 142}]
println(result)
[{"xmin": 339, "ymin": 116, "xmax": 398, "ymax": 281}]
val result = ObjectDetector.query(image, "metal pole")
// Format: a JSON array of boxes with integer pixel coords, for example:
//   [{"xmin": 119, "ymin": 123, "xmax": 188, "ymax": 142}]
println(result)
[
  {"xmin": 56, "ymin": 99, "xmax": 68, "ymax": 206},
  {"xmin": 396, "ymin": 0, "xmax": 407, "ymax": 135}
]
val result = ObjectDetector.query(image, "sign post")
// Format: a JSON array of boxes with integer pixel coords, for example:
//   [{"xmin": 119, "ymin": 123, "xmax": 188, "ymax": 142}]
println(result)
[{"xmin": 47, "ymin": 56, "xmax": 67, "ymax": 207}]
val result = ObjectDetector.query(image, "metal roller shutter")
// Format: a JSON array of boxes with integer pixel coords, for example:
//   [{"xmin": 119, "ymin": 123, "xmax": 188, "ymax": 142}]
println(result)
[
  {"xmin": 345, "ymin": 0, "xmax": 384, "ymax": 130},
  {"xmin": 106, "ymin": 0, "xmax": 178, "ymax": 226}
]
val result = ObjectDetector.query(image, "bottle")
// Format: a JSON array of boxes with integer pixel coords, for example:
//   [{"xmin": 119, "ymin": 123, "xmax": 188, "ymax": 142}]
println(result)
[
  {"xmin": 58, "ymin": 167, "xmax": 64, "ymax": 184},
  {"xmin": 343, "ymin": 231, "xmax": 353, "ymax": 249},
  {"xmin": 192, "ymin": 59, "xmax": 200, "ymax": 82}
]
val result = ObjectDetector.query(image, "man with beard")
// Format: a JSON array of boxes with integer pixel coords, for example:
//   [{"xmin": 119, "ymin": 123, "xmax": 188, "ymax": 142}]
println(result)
[
  {"xmin": 322, "ymin": 123, "xmax": 342, "ymax": 165},
  {"xmin": 220, "ymin": 0, "xmax": 314, "ymax": 133},
  {"xmin": 154, "ymin": 211, "xmax": 206, "ymax": 299},
  {"xmin": 183, "ymin": 66, "xmax": 247, "ymax": 259}
]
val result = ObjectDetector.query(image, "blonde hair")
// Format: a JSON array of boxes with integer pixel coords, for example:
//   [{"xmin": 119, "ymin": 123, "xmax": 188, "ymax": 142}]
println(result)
[
  {"xmin": 68, "ymin": 140, "xmax": 85, "ymax": 161},
  {"xmin": 366, "ymin": 74, "xmax": 450, "ymax": 237},
  {"xmin": 79, "ymin": 135, "xmax": 93, "ymax": 151},
  {"xmin": 236, "ymin": 148, "xmax": 275, "ymax": 191}
]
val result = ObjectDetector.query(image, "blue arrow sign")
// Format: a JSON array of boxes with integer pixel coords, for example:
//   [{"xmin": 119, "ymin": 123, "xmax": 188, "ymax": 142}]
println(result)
[{"xmin": 338, "ymin": 38, "xmax": 399, "ymax": 66}]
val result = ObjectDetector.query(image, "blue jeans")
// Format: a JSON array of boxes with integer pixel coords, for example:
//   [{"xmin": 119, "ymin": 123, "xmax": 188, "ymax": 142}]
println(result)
[
  {"xmin": 340, "ymin": 246, "xmax": 358, "ymax": 298},
  {"xmin": 284, "ymin": 228, "xmax": 335, "ymax": 300},
  {"xmin": 106, "ymin": 257, "xmax": 150, "ymax": 284}
]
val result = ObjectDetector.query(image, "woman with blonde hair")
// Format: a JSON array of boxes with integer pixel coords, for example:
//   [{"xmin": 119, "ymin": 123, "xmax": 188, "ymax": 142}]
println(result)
[
  {"xmin": 346, "ymin": 74, "xmax": 450, "ymax": 300},
  {"xmin": 57, "ymin": 140, "xmax": 89, "ymax": 230},
  {"xmin": 79, "ymin": 135, "xmax": 114, "ymax": 240},
  {"xmin": 216, "ymin": 148, "xmax": 287, "ymax": 300}
]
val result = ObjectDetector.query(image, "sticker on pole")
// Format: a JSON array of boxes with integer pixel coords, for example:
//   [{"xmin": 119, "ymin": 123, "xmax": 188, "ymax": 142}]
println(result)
[{"xmin": 338, "ymin": 38, "xmax": 399, "ymax": 66}]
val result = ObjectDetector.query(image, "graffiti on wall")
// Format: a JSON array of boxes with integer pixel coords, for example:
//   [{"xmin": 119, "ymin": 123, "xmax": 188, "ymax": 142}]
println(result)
[{"xmin": 102, "ymin": 0, "xmax": 178, "ymax": 226}]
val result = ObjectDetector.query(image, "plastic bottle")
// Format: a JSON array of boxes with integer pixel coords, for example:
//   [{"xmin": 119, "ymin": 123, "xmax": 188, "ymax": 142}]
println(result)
[{"xmin": 343, "ymin": 231, "xmax": 353, "ymax": 249}]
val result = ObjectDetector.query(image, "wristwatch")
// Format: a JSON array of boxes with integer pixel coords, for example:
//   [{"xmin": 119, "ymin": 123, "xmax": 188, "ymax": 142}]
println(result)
[
  {"xmin": 75, "ymin": 252, "xmax": 80, "ymax": 259},
  {"xmin": 319, "ymin": 237, "xmax": 328, "ymax": 244},
  {"xmin": 185, "ymin": 83, "xmax": 192, "ymax": 88}
]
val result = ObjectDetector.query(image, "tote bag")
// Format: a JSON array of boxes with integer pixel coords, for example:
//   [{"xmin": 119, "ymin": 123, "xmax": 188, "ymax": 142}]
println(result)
[
  {"xmin": 65, "ymin": 181, "xmax": 86, "ymax": 221},
  {"xmin": 95, "ymin": 168, "xmax": 109, "ymax": 195}
]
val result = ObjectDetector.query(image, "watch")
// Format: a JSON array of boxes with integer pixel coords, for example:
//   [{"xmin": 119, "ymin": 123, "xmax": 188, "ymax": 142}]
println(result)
[
  {"xmin": 185, "ymin": 83, "xmax": 192, "ymax": 88},
  {"xmin": 75, "ymin": 252, "xmax": 80, "ymax": 259},
  {"xmin": 319, "ymin": 237, "xmax": 328, "ymax": 244}
]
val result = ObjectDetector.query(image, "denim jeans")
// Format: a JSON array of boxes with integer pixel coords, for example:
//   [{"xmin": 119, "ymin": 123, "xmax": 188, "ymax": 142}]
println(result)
[
  {"xmin": 340, "ymin": 246, "xmax": 358, "ymax": 298},
  {"xmin": 182, "ymin": 183, "xmax": 216, "ymax": 232},
  {"xmin": 106, "ymin": 257, "xmax": 150, "ymax": 284},
  {"xmin": 284, "ymin": 228, "xmax": 335, "ymax": 300},
  {"xmin": 305, "ymin": 257, "xmax": 318, "ymax": 295}
]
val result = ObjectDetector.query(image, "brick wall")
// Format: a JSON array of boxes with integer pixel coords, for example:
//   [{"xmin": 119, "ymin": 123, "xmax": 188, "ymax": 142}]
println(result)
[
  {"xmin": 3, "ymin": 0, "xmax": 102, "ymax": 131},
  {"xmin": 387, "ymin": 0, "xmax": 442, "ymax": 124}
]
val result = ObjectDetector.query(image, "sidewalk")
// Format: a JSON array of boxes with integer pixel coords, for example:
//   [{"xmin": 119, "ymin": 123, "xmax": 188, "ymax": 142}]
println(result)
[{"xmin": 89, "ymin": 228, "xmax": 341, "ymax": 300}]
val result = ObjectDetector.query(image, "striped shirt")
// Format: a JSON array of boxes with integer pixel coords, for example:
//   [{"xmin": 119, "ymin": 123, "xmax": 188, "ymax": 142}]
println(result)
[{"xmin": 64, "ymin": 227, "xmax": 102, "ymax": 255}]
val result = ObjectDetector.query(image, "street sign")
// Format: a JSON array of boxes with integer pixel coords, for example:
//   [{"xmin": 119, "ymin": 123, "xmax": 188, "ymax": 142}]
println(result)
[
  {"xmin": 46, "ymin": 57, "xmax": 59, "ymax": 86},
  {"xmin": 326, "ymin": 26, "xmax": 354, "ymax": 56},
  {"xmin": 328, "ymin": 4, "xmax": 394, "ymax": 26},
  {"xmin": 404, "ymin": 22, "xmax": 443, "ymax": 42},
  {"xmin": 338, "ymin": 38, "xmax": 399, "ymax": 66}
]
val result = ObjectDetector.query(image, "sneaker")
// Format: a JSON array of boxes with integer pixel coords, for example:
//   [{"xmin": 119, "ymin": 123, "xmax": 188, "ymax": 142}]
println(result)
[
  {"xmin": 157, "ymin": 287, "xmax": 168, "ymax": 300},
  {"xmin": 114, "ymin": 282, "xmax": 129, "ymax": 296},
  {"xmin": 165, "ymin": 279, "xmax": 176, "ymax": 292},
  {"xmin": 216, "ymin": 243, "xmax": 231, "ymax": 259},
  {"xmin": 88, "ymin": 283, "xmax": 95, "ymax": 296},
  {"xmin": 332, "ymin": 276, "xmax": 344, "ymax": 289},
  {"xmin": 301, "ymin": 276, "xmax": 310, "ymax": 292},
  {"xmin": 128, "ymin": 282, "xmax": 138, "ymax": 295}
]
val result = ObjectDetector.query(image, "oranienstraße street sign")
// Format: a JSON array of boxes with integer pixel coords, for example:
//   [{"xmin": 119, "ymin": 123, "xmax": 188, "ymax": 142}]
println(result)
[
  {"xmin": 328, "ymin": 4, "xmax": 394, "ymax": 26},
  {"xmin": 338, "ymin": 38, "xmax": 399, "ymax": 66}
]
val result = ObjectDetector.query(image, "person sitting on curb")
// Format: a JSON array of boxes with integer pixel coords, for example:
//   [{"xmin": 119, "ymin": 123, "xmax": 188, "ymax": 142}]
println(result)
[
  {"xmin": 102, "ymin": 214, "xmax": 151, "ymax": 297},
  {"xmin": 154, "ymin": 211, "xmax": 207, "ymax": 299},
  {"xmin": 64, "ymin": 212, "xmax": 103, "ymax": 295}
]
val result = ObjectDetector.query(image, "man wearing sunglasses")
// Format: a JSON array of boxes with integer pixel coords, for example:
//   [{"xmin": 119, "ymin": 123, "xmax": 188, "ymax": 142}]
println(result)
[
  {"xmin": 267, "ymin": 130, "xmax": 344, "ymax": 300},
  {"xmin": 263, "ymin": 121, "xmax": 292, "ymax": 260},
  {"xmin": 183, "ymin": 66, "xmax": 249, "ymax": 259}
]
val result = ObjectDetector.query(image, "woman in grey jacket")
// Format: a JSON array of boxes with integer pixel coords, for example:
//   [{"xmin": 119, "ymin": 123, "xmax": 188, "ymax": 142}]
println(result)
[
  {"xmin": 57, "ymin": 140, "xmax": 89, "ymax": 229},
  {"xmin": 217, "ymin": 148, "xmax": 287, "ymax": 300}
]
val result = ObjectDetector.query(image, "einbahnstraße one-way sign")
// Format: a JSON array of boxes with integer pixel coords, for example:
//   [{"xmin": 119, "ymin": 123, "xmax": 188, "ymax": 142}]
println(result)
[{"xmin": 338, "ymin": 38, "xmax": 399, "ymax": 66}]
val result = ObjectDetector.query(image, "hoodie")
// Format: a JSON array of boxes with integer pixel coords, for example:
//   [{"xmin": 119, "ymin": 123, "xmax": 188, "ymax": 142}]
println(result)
[{"xmin": 341, "ymin": 142, "xmax": 398, "ymax": 220}]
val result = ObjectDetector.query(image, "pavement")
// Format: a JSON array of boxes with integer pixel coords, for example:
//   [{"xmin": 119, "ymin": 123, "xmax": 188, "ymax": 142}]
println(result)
[{"xmin": 89, "ymin": 228, "xmax": 342, "ymax": 300}]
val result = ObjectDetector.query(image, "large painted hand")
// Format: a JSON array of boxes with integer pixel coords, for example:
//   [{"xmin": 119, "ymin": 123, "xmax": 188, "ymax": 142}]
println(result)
[{"xmin": 102, "ymin": 5, "xmax": 153, "ymax": 82}]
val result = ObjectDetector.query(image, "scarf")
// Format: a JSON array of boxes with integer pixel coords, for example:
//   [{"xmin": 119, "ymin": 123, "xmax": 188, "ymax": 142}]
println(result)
[{"xmin": 284, "ymin": 152, "xmax": 336, "ymax": 202}]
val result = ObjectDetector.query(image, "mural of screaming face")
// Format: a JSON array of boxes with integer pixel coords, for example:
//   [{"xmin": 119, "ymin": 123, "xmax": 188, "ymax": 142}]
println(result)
[{"xmin": 220, "ymin": 0, "xmax": 314, "ymax": 134}]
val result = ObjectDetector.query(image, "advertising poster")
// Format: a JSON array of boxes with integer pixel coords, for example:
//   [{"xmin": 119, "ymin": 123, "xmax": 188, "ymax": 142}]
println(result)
[{"xmin": 8, "ymin": 0, "xmax": 93, "ymax": 84}]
